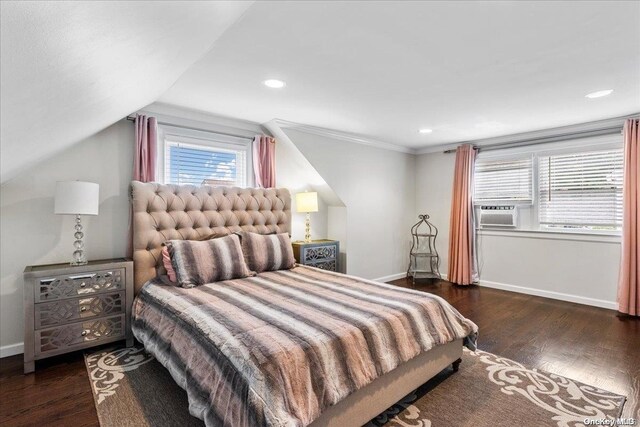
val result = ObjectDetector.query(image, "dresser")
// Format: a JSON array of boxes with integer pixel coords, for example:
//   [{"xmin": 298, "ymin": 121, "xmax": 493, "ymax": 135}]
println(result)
[
  {"xmin": 23, "ymin": 258, "xmax": 134, "ymax": 374},
  {"xmin": 292, "ymin": 240, "xmax": 340, "ymax": 272}
]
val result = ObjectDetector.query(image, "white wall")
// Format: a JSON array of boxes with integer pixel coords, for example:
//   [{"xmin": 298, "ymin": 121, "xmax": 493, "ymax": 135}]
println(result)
[
  {"xmin": 0, "ymin": 120, "xmax": 133, "ymax": 355},
  {"xmin": 416, "ymin": 151, "xmax": 621, "ymax": 309},
  {"xmin": 413, "ymin": 152, "xmax": 455, "ymax": 273},
  {"xmin": 283, "ymin": 129, "xmax": 416, "ymax": 280},
  {"xmin": 270, "ymin": 123, "xmax": 330, "ymax": 243}
]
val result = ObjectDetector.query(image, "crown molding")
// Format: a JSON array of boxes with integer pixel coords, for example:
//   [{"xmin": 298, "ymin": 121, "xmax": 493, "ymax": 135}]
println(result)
[
  {"xmin": 134, "ymin": 102, "xmax": 263, "ymax": 138},
  {"xmin": 416, "ymin": 142, "xmax": 460, "ymax": 155},
  {"xmin": 415, "ymin": 113, "xmax": 639, "ymax": 155},
  {"xmin": 271, "ymin": 119, "xmax": 416, "ymax": 154},
  {"xmin": 128, "ymin": 108, "xmax": 638, "ymax": 157}
]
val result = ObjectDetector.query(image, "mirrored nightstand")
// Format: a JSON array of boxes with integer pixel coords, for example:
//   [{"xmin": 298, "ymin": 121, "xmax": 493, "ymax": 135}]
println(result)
[
  {"xmin": 23, "ymin": 258, "xmax": 134, "ymax": 374},
  {"xmin": 292, "ymin": 240, "xmax": 339, "ymax": 272}
]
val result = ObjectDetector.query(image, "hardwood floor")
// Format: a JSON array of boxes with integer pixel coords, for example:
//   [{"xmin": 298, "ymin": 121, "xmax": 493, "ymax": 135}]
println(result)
[
  {"xmin": 0, "ymin": 349, "xmax": 99, "ymax": 427},
  {"xmin": 1, "ymin": 278, "xmax": 638, "ymax": 426},
  {"xmin": 390, "ymin": 278, "xmax": 640, "ymax": 419}
]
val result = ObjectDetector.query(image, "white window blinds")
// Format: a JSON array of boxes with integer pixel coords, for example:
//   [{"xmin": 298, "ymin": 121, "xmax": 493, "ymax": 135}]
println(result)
[
  {"xmin": 474, "ymin": 156, "xmax": 533, "ymax": 203},
  {"xmin": 164, "ymin": 140, "xmax": 248, "ymax": 187},
  {"xmin": 538, "ymin": 149, "xmax": 623, "ymax": 230}
]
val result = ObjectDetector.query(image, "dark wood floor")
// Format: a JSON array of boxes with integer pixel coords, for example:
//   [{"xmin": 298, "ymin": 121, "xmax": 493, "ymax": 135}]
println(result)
[{"xmin": 1, "ymin": 278, "xmax": 639, "ymax": 426}]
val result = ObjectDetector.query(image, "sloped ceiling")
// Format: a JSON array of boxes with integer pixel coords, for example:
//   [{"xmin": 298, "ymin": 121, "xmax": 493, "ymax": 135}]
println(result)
[
  {"xmin": 0, "ymin": 1, "xmax": 252, "ymax": 183},
  {"xmin": 160, "ymin": 1, "xmax": 640, "ymax": 149},
  {"xmin": 2, "ymin": 1, "xmax": 639, "ymax": 184}
]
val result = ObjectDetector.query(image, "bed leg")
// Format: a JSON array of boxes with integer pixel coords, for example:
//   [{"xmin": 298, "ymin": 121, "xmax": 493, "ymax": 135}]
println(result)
[{"xmin": 452, "ymin": 358, "xmax": 462, "ymax": 372}]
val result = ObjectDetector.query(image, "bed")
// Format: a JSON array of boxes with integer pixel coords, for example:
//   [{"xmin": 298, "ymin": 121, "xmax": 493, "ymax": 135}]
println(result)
[{"xmin": 130, "ymin": 181, "xmax": 478, "ymax": 427}]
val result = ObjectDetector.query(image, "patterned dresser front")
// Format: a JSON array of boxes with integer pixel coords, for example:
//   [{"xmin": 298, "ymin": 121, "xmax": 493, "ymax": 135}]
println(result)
[
  {"xmin": 23, "ymin": 258, "xmax": 133, "ymax": 373},
  {"xmin": 292, "ymin": 240, "xmax": 340, "ymax": 272}
]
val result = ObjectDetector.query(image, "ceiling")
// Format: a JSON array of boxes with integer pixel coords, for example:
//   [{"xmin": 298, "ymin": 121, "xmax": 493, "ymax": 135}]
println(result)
[
  {"xmin": 2, "ymin": 1, "xmax": 639, "ymax": 183},
  {"xmin": 160, "ymin": 1, "xmax": 640, "ymax": 148},
  {"xmin": 0, "ymin": 1, "xmax": 252, "ymax": 183}
]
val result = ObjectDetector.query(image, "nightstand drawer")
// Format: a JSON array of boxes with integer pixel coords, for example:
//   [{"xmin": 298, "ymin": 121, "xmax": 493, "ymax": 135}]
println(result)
[
  {"xmin": 35, "ymin": 314, "xmax": 125, "ymax": 356},
  {"xmin": 292, "ymin": 240, "xmax": 340, "ymax": 272},
  {"xmin": 308, "ymin": 259, "xmax": 337, "ymax": 271},
  {"xmin": 36, "ymin": 269, "xmax": 125, "ymax": 302},
  {"xmin": 302, "ymin": 244, "xmax": 338, "ymax": 263},
  {"xmin": 35, "ymin": 291, "xmax": 125, "ymax": 328}
]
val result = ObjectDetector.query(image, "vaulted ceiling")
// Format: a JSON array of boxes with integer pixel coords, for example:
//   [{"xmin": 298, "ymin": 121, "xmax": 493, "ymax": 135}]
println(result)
[
  {"xmin": 2, "ymin": 1, "xmax": 639, "ymax": 183},
  {"xmin": 0, "ymin": 1, "xmax": 252, "ymax": 183}
]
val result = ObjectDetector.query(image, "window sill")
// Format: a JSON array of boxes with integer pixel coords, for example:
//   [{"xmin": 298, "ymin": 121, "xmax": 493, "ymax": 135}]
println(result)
[{"xmin": 477, "ymin": 228, "xmax": 621, "ymax": 244}]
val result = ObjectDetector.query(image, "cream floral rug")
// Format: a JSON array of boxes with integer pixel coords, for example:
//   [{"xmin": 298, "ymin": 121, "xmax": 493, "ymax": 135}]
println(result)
[{"xmin": 85, "ymin": 346, "xmax": 627, "ymax": 427}]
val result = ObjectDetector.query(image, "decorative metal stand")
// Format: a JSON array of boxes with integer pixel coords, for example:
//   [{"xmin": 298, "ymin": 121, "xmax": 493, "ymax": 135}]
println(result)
[{"xmin": 406, "ymin": 214, "xmax": 441, "ymax": 284}]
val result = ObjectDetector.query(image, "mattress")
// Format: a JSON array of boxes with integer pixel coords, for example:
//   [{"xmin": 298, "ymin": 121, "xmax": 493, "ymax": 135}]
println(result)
[{"xmin": 132, "ymin": 265, "xmax": 478, "ymax": 427}]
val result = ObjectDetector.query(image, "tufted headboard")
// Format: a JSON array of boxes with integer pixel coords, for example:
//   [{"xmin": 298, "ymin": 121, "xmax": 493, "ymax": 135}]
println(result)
[{"xmin": 130, "ymin": 181, "xmax": 291, "ymax": 293}]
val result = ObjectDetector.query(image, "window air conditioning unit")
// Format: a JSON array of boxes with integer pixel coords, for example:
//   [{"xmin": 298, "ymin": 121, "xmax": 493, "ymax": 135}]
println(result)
[{"xmin": 479, "ymin": 205, "xmax": 517, "ymax": 228}]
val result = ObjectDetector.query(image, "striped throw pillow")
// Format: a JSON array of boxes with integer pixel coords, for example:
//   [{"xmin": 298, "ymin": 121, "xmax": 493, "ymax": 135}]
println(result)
[
  {"xmin": 168, "ymin": 234, "xmax": 253, "ymax": 287},
  {"xmin": 161, "ymin": 246, "xmax": 177, "ymax": 283},
  {"xmin": 236, "ymin": 232, "xmax": 296, "ymax": 273}
]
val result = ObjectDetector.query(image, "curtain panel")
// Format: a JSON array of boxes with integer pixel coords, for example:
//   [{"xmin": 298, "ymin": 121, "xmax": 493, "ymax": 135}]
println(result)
[
  {"xmin": 253, "ymin": 135, "xmax": 276, "ymax": 188},
  {"xmin": 448, "ymin": 144, "xmax": 479, "ymax": 285},
  {"xmin": 134, "ymin": 115, "xmax": 158, "ymax": 182},
  {"xmin": 618, "ymin": 118, "xmax": 640, "ymax": 316},
  {"xmin": 129, "ymin": 114, "xmax": 157, "ymax": 257}
]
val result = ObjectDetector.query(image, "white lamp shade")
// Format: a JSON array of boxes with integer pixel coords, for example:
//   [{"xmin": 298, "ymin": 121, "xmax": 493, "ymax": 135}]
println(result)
[
  {"xmin": 295, "ymin": 191, "xmax": 318, "ymax": 213},
  {"xmin": 54, "ymin": 181, "xmax": 100, "ymax": 215}
]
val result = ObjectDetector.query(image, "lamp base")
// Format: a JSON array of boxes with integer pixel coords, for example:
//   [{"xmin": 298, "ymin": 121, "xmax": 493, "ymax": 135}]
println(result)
[
  {"xmin": 304, "ymin": 212, "xmax": 312, "ymax": 243},
  {"xmin": 71, "ymin": 214, "xmax": 88, "ymax": 265}
]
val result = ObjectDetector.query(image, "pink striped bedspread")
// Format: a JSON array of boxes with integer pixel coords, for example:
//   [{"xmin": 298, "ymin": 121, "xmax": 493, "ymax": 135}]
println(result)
[{"xmin": 132, "ymin": 265, "xmax": 478, "ymax": 427}]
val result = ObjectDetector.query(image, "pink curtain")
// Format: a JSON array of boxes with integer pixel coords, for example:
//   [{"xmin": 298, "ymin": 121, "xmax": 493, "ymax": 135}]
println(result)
[
  {"xmin": 128, "ymin": 114, "xmax": 157, "ymax": 258},
  {"xmin": 253, "ymin": 135, "xmax": 276, "ymax": 188},
  {"xmin": 448, "ymin": 144, "xmax": 478, "ymax": 285},
  {"xmin": 618, "ymin": 118, "xmax": 640, "ymax": 316},
  {"xmin": 134, "ymin": 115, "xmax": 158, "ymax": 182}
]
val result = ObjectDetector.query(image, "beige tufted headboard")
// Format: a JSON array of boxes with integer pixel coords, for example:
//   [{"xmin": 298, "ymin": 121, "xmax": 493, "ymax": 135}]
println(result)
[{"xmin": 131, "ymin": 181, "xmax": 291, "ymax": 293}]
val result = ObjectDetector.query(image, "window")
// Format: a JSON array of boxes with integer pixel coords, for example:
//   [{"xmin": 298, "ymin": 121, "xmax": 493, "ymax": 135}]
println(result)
[
  {"xmin": 474, "ymin": 156, "xmax": 533, "ymax": 203},
  {"xmin": 538, "ymin": 149, "xmax": 623, "ymax": 231},
  {"xmin": 159, "ymin": 126, "xmax": 252, "ymax": 187},
  {"xmin": 473, "ymin": 135, "xmax": 623, "ymax": 234}
]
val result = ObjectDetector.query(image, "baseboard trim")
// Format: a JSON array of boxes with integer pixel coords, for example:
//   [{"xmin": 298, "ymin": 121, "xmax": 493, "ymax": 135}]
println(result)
[
  {"xmin": 376, "ymin": 272, "xmax": 407, "ymax": 282},
  {"xmin": 381, "ymin": 271, "xmax": 618, "ymax": 311},
  {"xmin": 478, "ymin": 279, "xmax": 618, "ymax": 311},
  {"xmin": 1, "ymin": 342, "xmax": 24, "ymax": 358}
]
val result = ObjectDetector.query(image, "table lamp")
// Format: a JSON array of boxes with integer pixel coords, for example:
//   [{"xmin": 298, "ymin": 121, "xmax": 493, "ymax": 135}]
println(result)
[
  {"xmin": 54, "ymin": 181, "xmax": 99, "ymax": 265},
  {"xmin": 295, "ymin": 191, "xmax": 318, "ymax": 243}
]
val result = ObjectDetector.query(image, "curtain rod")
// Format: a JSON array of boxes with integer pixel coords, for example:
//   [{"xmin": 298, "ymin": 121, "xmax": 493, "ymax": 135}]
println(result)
[
  {"xmin": 126, "ymin": 115, "xmax": 255, "ymax": 141},
  {"xmin": 442, "ymin": 122, "xmax": 629, "ymax": 154}
]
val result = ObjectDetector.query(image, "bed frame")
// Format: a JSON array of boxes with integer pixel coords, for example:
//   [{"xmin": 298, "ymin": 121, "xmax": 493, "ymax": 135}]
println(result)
[{"xmin": 131, "ymin": 181, "xmax": 462, "ymax": 427}]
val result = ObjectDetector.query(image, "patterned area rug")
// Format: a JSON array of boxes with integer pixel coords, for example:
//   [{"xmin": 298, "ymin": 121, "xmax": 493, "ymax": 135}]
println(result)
[{"xmin": 85, "ymin": 346, "xmax": 626, "ymax": 427}]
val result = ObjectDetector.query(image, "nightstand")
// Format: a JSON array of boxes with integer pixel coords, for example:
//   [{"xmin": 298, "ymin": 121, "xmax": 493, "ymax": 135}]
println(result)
[
  {"xmin": 292, "ymin": 240, "xmax": 340, "ymax": 272},
  {"xmin": 23, "ymin": 258, "xmax": 134, "ymax": 374}
]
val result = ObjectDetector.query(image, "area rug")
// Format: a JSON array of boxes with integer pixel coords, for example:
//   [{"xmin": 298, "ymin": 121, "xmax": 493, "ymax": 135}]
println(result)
[{"xmin": 85, "ymin": 346, "xmax": 626, "ymax": 427}]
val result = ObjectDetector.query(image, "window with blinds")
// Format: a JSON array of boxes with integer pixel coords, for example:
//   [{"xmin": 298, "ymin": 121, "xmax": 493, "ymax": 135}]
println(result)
[
  {"xmin": 538, "ymin": 149, "xmax": 623, "ymax": 230},
  {"xmin": 474, "ymin": 156, "xmax": 533, "ymax": 203},
  {"xmin": 164, "ymin": 140, "xmax": 249, "ymax": 187}
]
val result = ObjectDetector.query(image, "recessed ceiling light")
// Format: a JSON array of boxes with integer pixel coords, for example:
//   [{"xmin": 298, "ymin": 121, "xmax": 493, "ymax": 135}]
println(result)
[
  {"xmin": 585, "ymin": 89, "xmax": 613, "ymax": 99},
  {"xmin": 263, "ymin": 79, "xmax": 286, "ymax": 89},
  {"xmin": 419, "ymin": 128, "xmax": 433, "ymax": 134}
]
